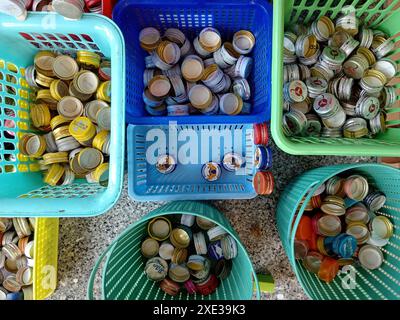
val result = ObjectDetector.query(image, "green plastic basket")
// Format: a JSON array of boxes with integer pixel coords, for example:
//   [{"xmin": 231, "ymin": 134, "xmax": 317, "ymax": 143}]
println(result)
[
  {"xmin": 271, "ymin": 0, "xmax": 400, "ymax": 156},
  {"xmin": 0, "ymin": 13, "xmax": 125, "ymax": 217},
  {"xmin": 276, "ymin": 163, "xmax": 400, "ymax": 300},
  {"xmin": 87, "ymin": 201, "xmax": 272, "ymax": 300}
]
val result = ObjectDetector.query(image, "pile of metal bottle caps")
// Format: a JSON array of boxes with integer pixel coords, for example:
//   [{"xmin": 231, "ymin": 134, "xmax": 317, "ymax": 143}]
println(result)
[
  {"xmin": 19, "ymin": 50, "xmax": 111, "ymax": 186},
  {"xmin": 282, "ymin": 13, "xmax": 396, "ymax": 139},
  {"xmin": 140, "ymin": 27, "xmax": 255, "ymax": 116},
  {"xmin": 0, "ymin": 0, "xmax": 102, "ymax": 21},
  {"xmin": 0, "ymin": 218, "xmax": 35, "ymax": 300},
  {"xmin": 141, "ymin": 215, "xmax": 238, "ymax": 296},
  {"xmin": 294, "ymin": 173, "xmax": 393, "ymax": 283}
]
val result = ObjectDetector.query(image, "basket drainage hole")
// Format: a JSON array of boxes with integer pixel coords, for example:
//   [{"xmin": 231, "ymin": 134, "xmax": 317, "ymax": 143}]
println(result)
[
  {"xmin": 5, "ymin": 86, "xmax": 16, "ymax": 95},
  {"xmin": 4, "ymin": 153, "xmax": 16, "ymax": 162},
  {"xmin": 6, "ymin": 63, "xmax": 18, "ymax": 74},
  {"xmin": 4, "ymin": 165, "xmax": 15, "ymax": 173},
  {"xmin": 6, "ymin": 74, "xmax": 17, "ymax": 84}
]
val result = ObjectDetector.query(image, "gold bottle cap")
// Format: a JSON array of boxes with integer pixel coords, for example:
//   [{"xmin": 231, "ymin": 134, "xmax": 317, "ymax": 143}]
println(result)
[
  {"xmin": 370, "ymin": 215, "xmax": 393, "ymax": 239},
  {"xmin": 34, "ymin": 51, "xmax": 57, "ymax": 77},
  {"xmin": 69, "ymin": 117, "xmax": 96, "ymax": 142},
  {"xmin": 171, "ymin": 248, "xmax": 188, "ymax": 265},
  {"xmin": 50, "ymin": 79, "xmax": 69, "ymax": 101},
  {"xmin": 30, "ymin": 104, "xmax": 51, "ymax": 129},
  {"xmin": 23, "ymin": 134, "xmax": 47, "ymax": 158},
  {"xmin": 3, "ymin": 275, "xmax": 21, "ymax": 293},
  {"xmin": 169, "ymin": 264, "xmax": 190, "ymax": 283},
  {"xmin": 35, "ymin": 71, "xmax": 55, "ymax": 88},
  {"xmin": 73, "ymin": 70, "xmax": 99, "ymax": 95},
  {"xmin": 2, "ymin": 243, "xmax": 22, "ymax": 260},
  {"xmin": 50, "ymin": 115, "xmax": 70, "ymax": 130},
  {"xmin": 57, "ymin": 96, "xmax": 84, "ymax": 120},
  {"xmin": 36, "ymin": 89, "xmax": 58, "ymax": 106},
  {"xmin": 43, "ymin": 163, "xmax": 64, "ymax": 186},
  {"xmin": 139, "ymin": 27, "xmax": 161, "ymax": 51},
  {"xmin": 96, "ymin": 81, "xmax": 111, "ymax": 103},
  {"xmin": 53, "ymin": 125, "xmax": 72, "ymax": 141},
  {"xmin": 148, "ymin": 217, "xmax": 172, "ymax": 241},
  {"xmin": 77, "ymin": 50, "xmax": 101, "ymax": 69},
  {"xmin": 42, "ymin": 152, "xmax": 69, "ymax": 165},
  {"xmin": 170, "ymin": 228, "xmax": 191, "ymax": 249},
  {"xmin": 181, "ymin": 55, "xmax": 205, "ymax": 82},
  {"xmin": 70, "ymin": 156, "xmax": 89, "ymax": 176},
  {"xmin": 141, "ymin": 238, "xmax": 160, "ymax": 259},
  {"xmin": 188, "ymin": 84, "xmax": 212, "ymax": 109},
  {"xmin": 321, "ymin": 195, "xmax": 346, "ymax": 216},
  {"xmin": 232, "ymin": 30, "xmax": 255, "ymax": 55},
  {"xmin": 93, "ymin": 130, "xmax": 109, "ymax": 151},
  {"xmin": 53, "ymin": 55, "xmax": 79, "ymax": 80},
  {"xmin": 69, "ymin": 81, "xmax": 93, "ymax": 102},
  {"xmin": 198, "ymin": 27, "xmax": 222, "ymax": 52},
  {"xmin": 12, "ymin": 218, "xmax": 31, "ymax": 238},
  {"xmin": 95, "ymin": 107, "xmax": 111, "ymax": 131},
  {"xmin": 77, "ymin": 147, "xmax": 104, "ymax": 171},
  {"xmin": 60, "ymin": 165, "xmax": 75, "ymax": 186},
  {"xmin": 16, "ymin": 266, "xmax": 33, "ymax": 286},
  {"xmin": 148, "ymin": 75, "xmax": 171, "ymax": 98},
  {"xmin": 84, "ymin": 100, "xmax": 109, "ymax": 123},
  {"xmin": 346, "ymin": 222, "xmax": 370, "ymax": 245},
  {"xmin": 196, "ymin": 216, "xmax": 216, "ymax": 230},
  {"xmin": 92, "ymin": 163, "xmax": 109, "ymax": 184}
]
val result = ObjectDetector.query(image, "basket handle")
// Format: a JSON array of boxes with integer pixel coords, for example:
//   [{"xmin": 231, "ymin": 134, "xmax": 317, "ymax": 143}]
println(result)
[{"xmin": 87, "ymin": 243, "xmax": 116, "ymax": 300}]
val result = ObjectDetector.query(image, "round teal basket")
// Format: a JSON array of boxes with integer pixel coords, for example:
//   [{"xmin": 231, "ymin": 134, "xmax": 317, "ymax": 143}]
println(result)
[
  {"xmin": 88, "ymin": 201, "xmax": 264, "ymax": 300},
  {"xmin": 276, "ymin": 164, "xmax": 400, "ymax": 300}
]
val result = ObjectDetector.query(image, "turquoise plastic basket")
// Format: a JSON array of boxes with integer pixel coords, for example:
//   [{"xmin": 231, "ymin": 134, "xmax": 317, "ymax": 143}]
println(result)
[
  {"xmin": 0, "ymin": 13, "xmax": 125, "ymax": 217},
  {"xmin": 88, "ymin": 201, "xmax": 268, "ymax": 300},
  {"xmin": 276, "ymin": 163, "xmax": 400, "ymax": 300}
]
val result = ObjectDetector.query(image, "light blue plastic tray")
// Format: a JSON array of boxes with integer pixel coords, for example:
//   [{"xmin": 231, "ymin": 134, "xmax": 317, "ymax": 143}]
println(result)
[
  {"xmin": 127, "ymin": 123, "xmax": 257, "ymax": 201},
  {"xmin": 0, "ymin": 12, "xmax": 125, "ymax": 217}
]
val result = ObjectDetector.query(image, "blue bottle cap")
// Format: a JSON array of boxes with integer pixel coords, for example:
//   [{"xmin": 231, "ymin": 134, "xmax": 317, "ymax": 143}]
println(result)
[
  {"xmin": 208, "ymin": 240, "xmax": 224, "ymax": 260},
  {"xmin": 332, "ymin": 234, "xmax": 357, "ymax": 259},
  {"xmin": 6, "ymin": 292, "xmax": 23, "ymax": 300},
  {"xmin": 254, "ymin": 146, "xmax": 272, "ymax": 170},
  {"xmin": 323, "ymin": 236, "xmax": 336, "ymax": 256}
]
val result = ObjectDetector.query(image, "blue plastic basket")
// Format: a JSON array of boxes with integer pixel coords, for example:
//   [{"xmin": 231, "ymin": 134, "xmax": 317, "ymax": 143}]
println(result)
[
  {"xmin": 127, "ymin": 123, "xmax": 257, "ymax": 200},
  {"xmin": 0, "ymin": 12, "xmax": 125, "ymax": 217},
  {"xmin": 113, "ymin": 0, "xmax": 273, "ymax": 125}
]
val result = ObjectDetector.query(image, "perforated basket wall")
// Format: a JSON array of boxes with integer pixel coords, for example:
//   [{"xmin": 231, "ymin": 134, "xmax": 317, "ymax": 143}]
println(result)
[
  {"xmin": 0, "ymin": 13, "xmax": 125, "ymax": 217},
  {"xmin": 271, "ymin": 0, "xmax": 400, "ymax": 156},
  {"xmin": 127, "ymin": 123, "xmax": 257, "ymax": 201},
  {"xmin": 113, "ymin": 0, "xmax": 273, "ymax": 125},
  {"xmin": 88, "ymin": 201, "xmax": 260, "ymax": 300},
  {"xmin": 276, "ymin": 163, "xmax": 400, "ymax": 300}
]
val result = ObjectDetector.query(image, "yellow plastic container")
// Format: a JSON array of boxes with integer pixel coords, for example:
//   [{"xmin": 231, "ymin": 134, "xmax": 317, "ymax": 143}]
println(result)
[{"xmin": 33, "ymin": 218, "xmax": 59, "ymax": 300}]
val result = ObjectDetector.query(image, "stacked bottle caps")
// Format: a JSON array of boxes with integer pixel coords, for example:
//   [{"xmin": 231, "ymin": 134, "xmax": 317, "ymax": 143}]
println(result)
[
  {"xmin": 20, "ymin": 50, "xmax": 111, "ymax": 187},
  {"xmin": 141, "ymin": 215, "xmax": 238, "ymax": 296},
  {"xmin": 294, "ymin": 173, "xmax": 393, "ymax": 283},
  {"xmin": 0, "ymin": 218, "xmax": 35, "ymax": 300},
  {"xmin": 155, "ymin": 152, "xmax": 246, "ymax": 183},
  {"xmin": 282, "ymin": 13, "xmax": 397, "ymax": 139},
  {"xmin": 139, "ymin": 27, "xmax": 255, "ymax": 116},
  {"xmin": 253, "ymin": 122, "xmax": 274, "ymax": 195},
  {"xmin": 0, "ymin": 0, "xmax": 104, "ymax": 20}
]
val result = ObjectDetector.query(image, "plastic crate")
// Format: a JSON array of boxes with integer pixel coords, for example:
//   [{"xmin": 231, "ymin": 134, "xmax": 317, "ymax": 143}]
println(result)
[
  {"xmin": 276, "ymin": 163, "xmax": 400, "ymax": 300},
  {"xmin": 113, "ymin": 0, "xmax": 272, "ymax": 125},
  {"xmin": 0, "ymin": 13, "xmax": 125, "ymax": 217},
  {"xmin": 127, "ymin": 123, "xmax": 257, "ymax": 201},
  {"xmin": 88, "ymin": 201, "xmax": 269, "ymax": 300},
  {"xmin": 271, "ymin": 0, "xmax": 400, "ymax": 156}
]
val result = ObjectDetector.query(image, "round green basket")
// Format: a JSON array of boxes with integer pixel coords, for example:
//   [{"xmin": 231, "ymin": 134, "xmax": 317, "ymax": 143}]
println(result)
[
  {"xmin": 88, "ymin": 201, "xmax": 263, "ymax": 300},
  {"xmin": 276, "ymin": 163, "xmax": 400, "ymax": 300}
]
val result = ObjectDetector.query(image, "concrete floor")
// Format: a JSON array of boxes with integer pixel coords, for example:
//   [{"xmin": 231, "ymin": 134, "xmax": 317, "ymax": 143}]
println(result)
[{"xmin": 51, "ymin": 141, "xmax": 374, "ymax": 300}]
